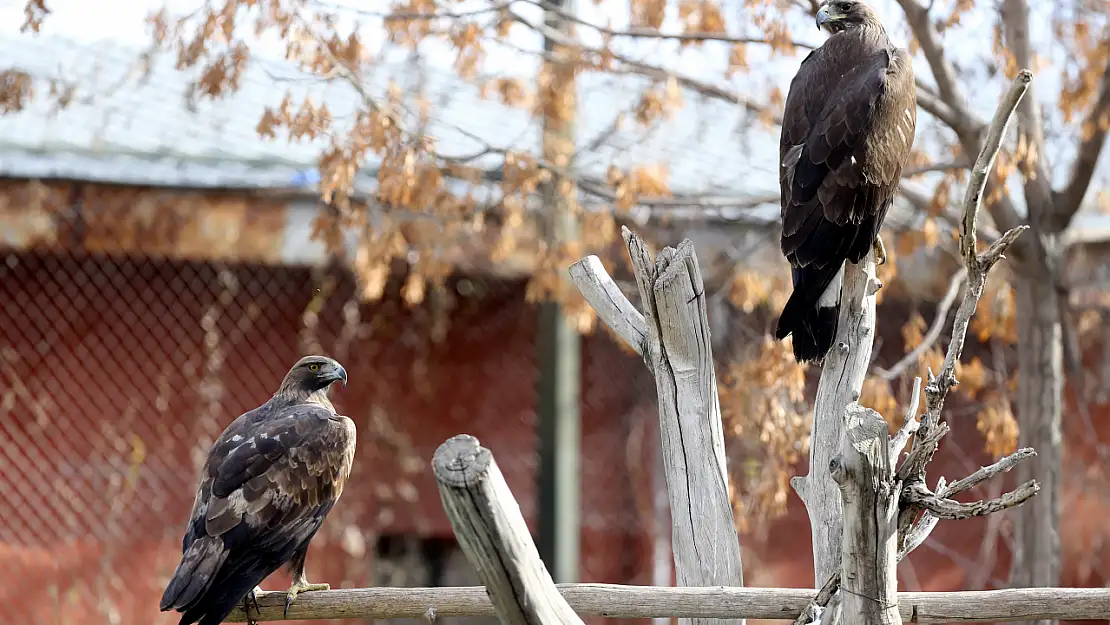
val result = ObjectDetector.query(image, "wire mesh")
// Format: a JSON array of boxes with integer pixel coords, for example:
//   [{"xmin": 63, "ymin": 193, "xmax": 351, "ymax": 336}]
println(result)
[
  {"xmin": 0, "ymin": 244, "xmax": 666, "ymax": 625},
  {"xmin": 3, "ymin": 19, "xmax": 1110, "ymax": 625}
]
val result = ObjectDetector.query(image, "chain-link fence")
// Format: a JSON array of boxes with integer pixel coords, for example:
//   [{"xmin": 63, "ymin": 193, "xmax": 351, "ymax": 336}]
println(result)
[
  {"xmin": 4, "ymin": 16, "xmax": 1110, "ymax": 625},
  {"xmin": 0, "ymin": 242, "xmax": 672, "ymax": 625},
  {"xmin": 6, "ymin": 196, "xmax": 1110, "ymax": 625}
]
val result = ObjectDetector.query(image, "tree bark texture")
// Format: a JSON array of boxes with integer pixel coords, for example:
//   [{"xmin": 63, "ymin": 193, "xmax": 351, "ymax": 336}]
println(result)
[
  {"xmin": 790, "ymin": 254, "xmax": 878, "ymax": 586},
  {"xmin": 568, "ymin": 234, "xmax": 745, "ymax": 625},
  {"xmin": 1009, "ymin": 274, "xmax": 1063, "ymax": 625},
  {"xmin": 834, "ymin": 404, "xmax": 901, "ymax": 625}
]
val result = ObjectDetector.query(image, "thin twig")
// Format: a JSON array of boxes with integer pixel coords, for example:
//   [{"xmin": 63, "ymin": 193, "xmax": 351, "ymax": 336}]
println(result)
[
  {"xmin": 521, "ymin": 0, "xmax": 816, "ymax": 48},
  {"xmin": 876, "ymin": 271, "xmax": 966, "ymax": 381},
  {"xmin": 889, "ymin": 376, "xmax": 923, "ymax": 467},
  {"xmin": 506, "ymin": 8, "xmax": 783, "ymax": 123},
  {"xmin": 897, "ymin": 421, "xmax": 949, "ymax": 482},
  {"xmin": 898, "ymin": 504, "xmax": 940, "ymax": 560},
  {"xmin": 903, "ymin": 158, "xmax": 971, "ymax": 178},
  {"xmin": 312, "ymin": 0, "xmax": 514, "ymax": 20},
  {"xmin": 959, "ymin": 69, "xmax": 1034, "ymax": 266},
  {"xmin": 943, "ymin": 448, "xmax": 1037, "ymax": 497}
]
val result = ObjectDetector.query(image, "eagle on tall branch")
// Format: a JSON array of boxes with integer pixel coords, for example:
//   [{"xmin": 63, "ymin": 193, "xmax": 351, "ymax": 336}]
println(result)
[
  {"xmin": 160, "ymin": 355, "xmax": 355, "ymax": 625},
  {"xmin": 774, "ymin": 0, "xmax": 917, "ymax": 363}
]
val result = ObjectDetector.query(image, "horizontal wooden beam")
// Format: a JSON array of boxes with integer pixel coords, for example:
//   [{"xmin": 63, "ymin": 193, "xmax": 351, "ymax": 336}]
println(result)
[{"xmin": 226, "ymin": 584, "xmax": 1110, "ymax": 623}]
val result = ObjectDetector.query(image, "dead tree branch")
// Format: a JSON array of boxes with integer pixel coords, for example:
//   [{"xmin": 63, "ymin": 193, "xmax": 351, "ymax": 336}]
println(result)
[
  {"xmin": 896, "ymin": 69, "xmax": 1036, "ymax": 557},
  {"xmin": 569, "ymin": 227, "xmax": 745, "ymax": 625},
  {"xmin": 890, "ymin": 377, "xmax": 924, "ymax": 466}
]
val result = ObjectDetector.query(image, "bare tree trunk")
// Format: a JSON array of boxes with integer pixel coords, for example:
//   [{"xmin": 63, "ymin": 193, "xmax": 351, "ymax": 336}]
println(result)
[{"xmin": 1009, "ymin": 273, "xmax": 1063, "ymax": 625}]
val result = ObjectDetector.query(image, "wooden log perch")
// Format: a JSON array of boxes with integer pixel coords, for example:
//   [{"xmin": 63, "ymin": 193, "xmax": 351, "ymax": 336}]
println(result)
[
  {"xmin": 790, "ymin": 242, "xmax": 881, "ymax": 587},
  {"xmin": 432, "ymin": 434, "xmax": 584, "ymax": 625},
  {"xmin": 224, "ymin": 584, "xmax": 1110, "ymax": 623},
  {"xmin": 569, "ymin": 228, "xmax": 745, "ymax": 625}
]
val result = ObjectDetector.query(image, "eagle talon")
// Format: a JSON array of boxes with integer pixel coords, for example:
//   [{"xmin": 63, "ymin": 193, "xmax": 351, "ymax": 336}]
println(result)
[
  {"xmin": 873, "ymin": 236, "xmax": 888, "ymax": 266},
  {"xmin": 242, "ymin": 586, "xmax": 264, "ymax": 625},
  {"xmin": 284, "ymin": 580, "xmax": 330, "ymax": 618}
]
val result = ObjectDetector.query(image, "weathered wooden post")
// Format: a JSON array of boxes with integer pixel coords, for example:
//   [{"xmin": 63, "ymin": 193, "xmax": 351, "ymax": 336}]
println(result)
[
  {"xmin": 433, "ymin": 434, "xmax": 584, "ymax": 625},
  {"xmin": 570, "ymin": 232, "xmax": 745, "ymax": 625}
]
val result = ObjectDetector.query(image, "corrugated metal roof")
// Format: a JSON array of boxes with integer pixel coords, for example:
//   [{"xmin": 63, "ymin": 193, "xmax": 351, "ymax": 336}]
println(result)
[
  {"xmin": 1, "ymin": 33, "xmax": 1106, "ymax": 239},
  {"xmin": 0, "ymin": 34, "xmax": 782, "ymax": 202}
]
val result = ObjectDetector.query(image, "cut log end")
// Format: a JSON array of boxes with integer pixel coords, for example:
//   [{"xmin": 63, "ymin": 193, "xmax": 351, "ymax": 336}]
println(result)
[{"xmin": 432, "ymin": 434, "xmax": 491, "ymax": 488}]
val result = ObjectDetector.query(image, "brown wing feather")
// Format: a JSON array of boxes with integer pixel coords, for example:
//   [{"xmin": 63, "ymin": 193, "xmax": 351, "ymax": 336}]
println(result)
[
  {"xmin": 205, "ymin": 404, "xmax": 356, "ymax": 539},
  {"xmin": 862, "ymin": 47, "xmax": 917, "ymax": 186},
  {"xmin": 779, "ymin": 30, "xmax": 916, "ymax": 268}
]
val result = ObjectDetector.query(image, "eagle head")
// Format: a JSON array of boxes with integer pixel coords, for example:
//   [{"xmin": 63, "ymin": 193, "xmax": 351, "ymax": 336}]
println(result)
[
  {"xmin": 281, "ymin": 355, "xmax": 349, "ymax": 395},
  {"xmin": 816, "ymin": 0, "xmax": 878, "ymax": 33}
]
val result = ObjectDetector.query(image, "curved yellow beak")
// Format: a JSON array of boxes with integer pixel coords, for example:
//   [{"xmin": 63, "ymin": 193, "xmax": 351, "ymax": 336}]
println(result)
[{"xmin": 816, "ymin": 5, "xmax": 832, "ymax": 30}]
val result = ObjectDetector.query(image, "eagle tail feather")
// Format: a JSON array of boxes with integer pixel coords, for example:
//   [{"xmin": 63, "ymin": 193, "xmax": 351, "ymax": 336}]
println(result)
[
  {"xmin": 775, "ymin": 262, "xmax": 845, "ymax": 364},
  {"xmin": 178, "ymin": 552, "xmax": 276, "ymax": 625},
  {"xmin": 159, "ymin": 536, "xmax": 228, "ymax": 613}
]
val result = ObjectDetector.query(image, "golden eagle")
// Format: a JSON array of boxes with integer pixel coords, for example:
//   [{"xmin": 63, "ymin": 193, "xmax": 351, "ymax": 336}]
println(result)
[
  {"xmin": 775, "ymin": 0, "xmax": 917, "ymax": 363},
  {"xmin": 160, "ymin": 355, "xmax": 355, "ymax": 625}
]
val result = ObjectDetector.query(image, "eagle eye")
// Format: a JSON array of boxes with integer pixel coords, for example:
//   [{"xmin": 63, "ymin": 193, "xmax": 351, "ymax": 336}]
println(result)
[{"xmin": 308, "ymin": 363, "xmax": 320, "ymax": 372}]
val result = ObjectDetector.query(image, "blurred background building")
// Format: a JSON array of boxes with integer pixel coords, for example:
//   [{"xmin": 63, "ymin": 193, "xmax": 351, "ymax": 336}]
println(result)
[{"xmin": 2, "ymin": 7, "xmax": 1110, "ymax": 625}]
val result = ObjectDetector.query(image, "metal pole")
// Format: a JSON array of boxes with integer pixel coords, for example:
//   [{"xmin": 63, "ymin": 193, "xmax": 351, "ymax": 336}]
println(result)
[{"xmin": 535, "ymin": 0, "xmax": 580, "ymax": 585}]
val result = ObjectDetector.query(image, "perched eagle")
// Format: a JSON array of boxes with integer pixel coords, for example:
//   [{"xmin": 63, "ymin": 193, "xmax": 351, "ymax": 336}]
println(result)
[
  {"xmin": 160, "ymin": 355, "xmax": 355, "ymax": 625},
  {"xmin": 775, "ymin": 0, "xmax": 917, "ymax": 363}
]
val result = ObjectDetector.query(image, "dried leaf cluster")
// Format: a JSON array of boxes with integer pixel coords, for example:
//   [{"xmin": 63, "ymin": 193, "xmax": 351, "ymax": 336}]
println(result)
[
  {"xmin": 726, "ymin": 267, "xmax": 791, "ymax": 314},
  {"xmin": 7, "ymin": 0, "xmax": 1109, "ymax": 530},
  {"xmin": 123, "ymin": 0, "xmax": 828, "ymax": 325},
  {"xmin": 719, "ymin": 336, "xmax": 810, "ymax": 531}
]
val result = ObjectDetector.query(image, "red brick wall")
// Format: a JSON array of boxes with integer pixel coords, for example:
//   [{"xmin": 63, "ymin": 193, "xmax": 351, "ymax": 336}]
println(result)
[
  {"xmin": 2, "ymin": 249, "xmax": 1108, "ymax": 625},
  {"xmin": 0, "ymin": 250, "xmax": 654, "ymax": 625}
]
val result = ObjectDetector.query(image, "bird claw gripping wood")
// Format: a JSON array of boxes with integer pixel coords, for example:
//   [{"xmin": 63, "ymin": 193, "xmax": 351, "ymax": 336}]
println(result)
[
  {"xmin": 284, "ymin": 579, "xmax": 331, "ymax": 618},
  {"xmin": 873, "ymin": 235, "xmax": 888, "ymax": 266},
  {"xmin": 242, "ymin": 586, "xmax": 263, "ymax": 625}
]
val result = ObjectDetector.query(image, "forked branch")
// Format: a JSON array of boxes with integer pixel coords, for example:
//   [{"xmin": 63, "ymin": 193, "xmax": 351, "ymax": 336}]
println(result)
[
  {"xmin": 895, "ymin": 69, "xmax": 1037, "ymax": 556},
  {"xmin": 800, "ymin": 70, "xmax": 1040, "ymax": 624},
  {"xmin": 570, "ymin": 227, "xmax": 745, "ymax": 625}
]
